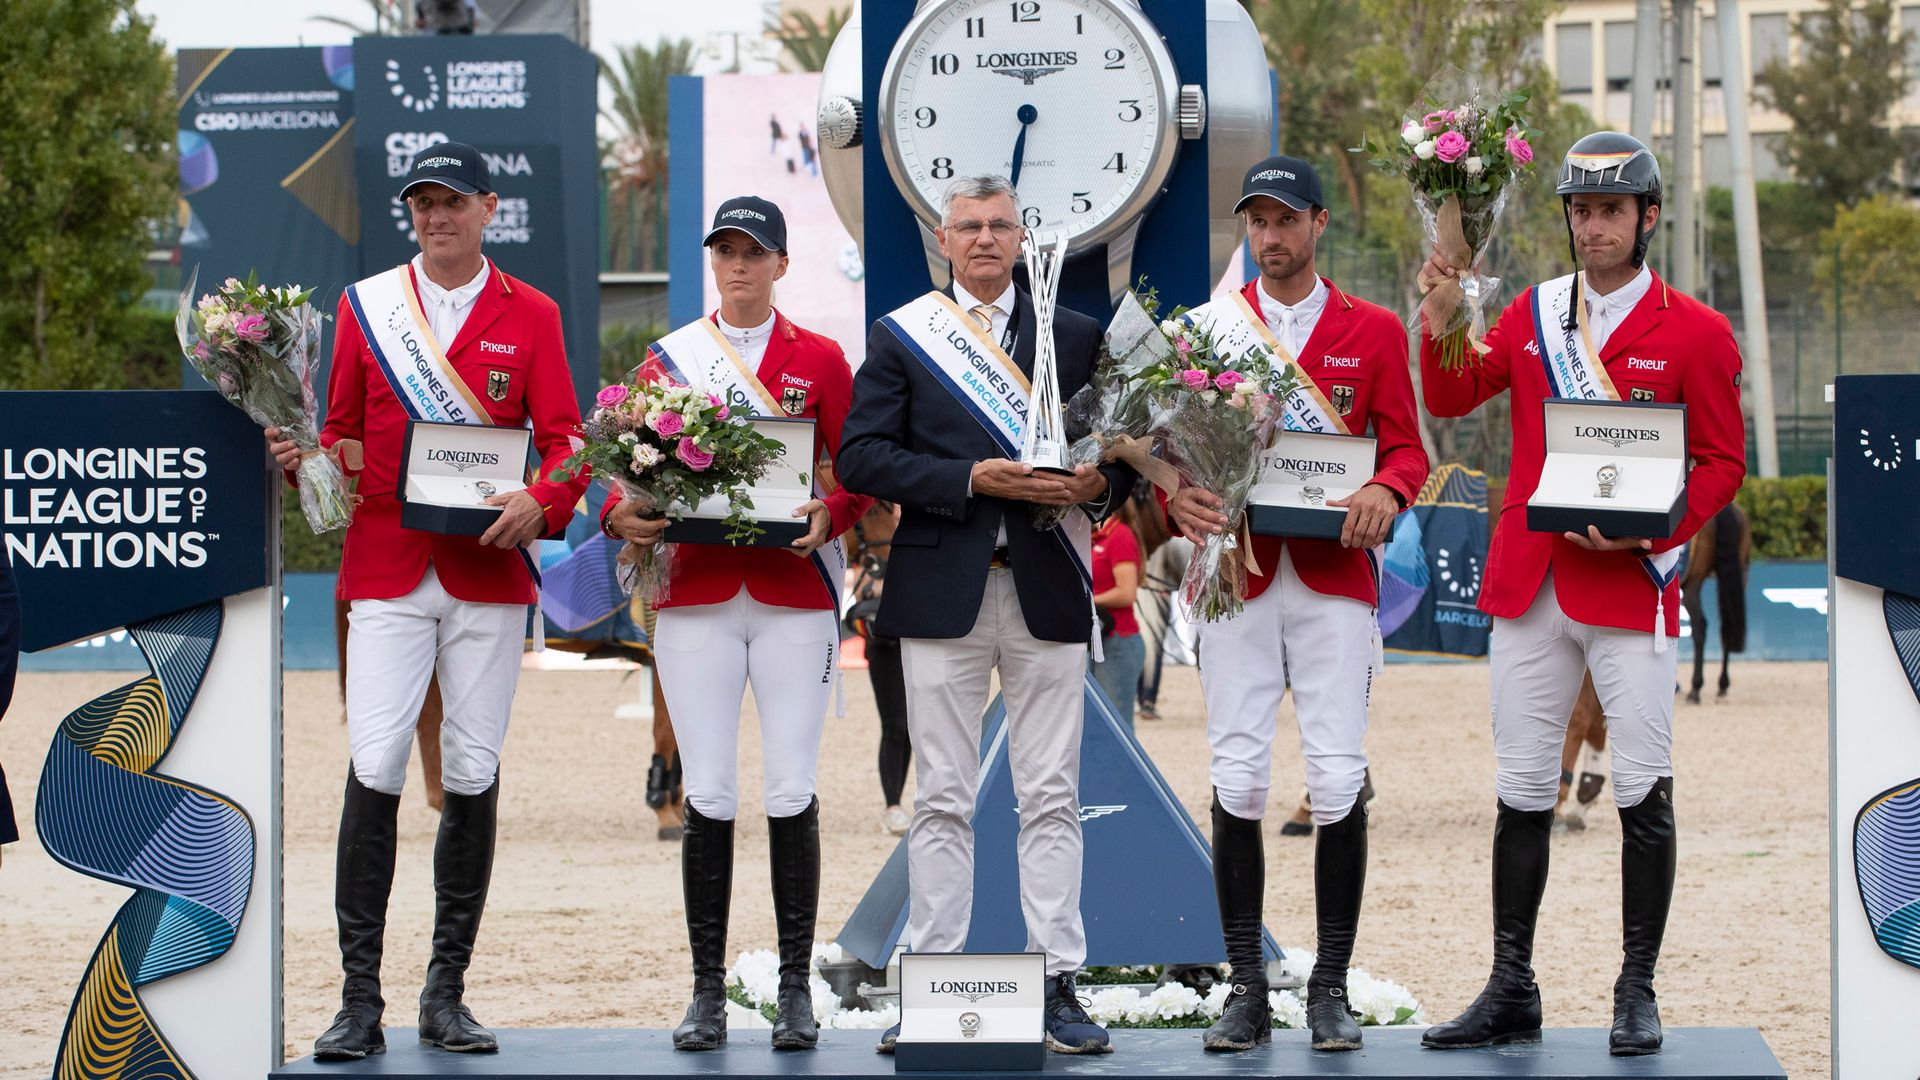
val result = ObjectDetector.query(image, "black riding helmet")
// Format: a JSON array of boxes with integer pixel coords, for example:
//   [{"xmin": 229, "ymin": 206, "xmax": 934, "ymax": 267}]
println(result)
[{"xmin": 1554, "ymin": 131, "xmax": 1663, "ymax": 328}]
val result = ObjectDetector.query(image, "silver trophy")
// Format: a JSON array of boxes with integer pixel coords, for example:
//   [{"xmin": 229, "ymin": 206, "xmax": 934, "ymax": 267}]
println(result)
[{"xmin": 1018, "ymin": 231, "xmax": 1072, "ymax": 474}]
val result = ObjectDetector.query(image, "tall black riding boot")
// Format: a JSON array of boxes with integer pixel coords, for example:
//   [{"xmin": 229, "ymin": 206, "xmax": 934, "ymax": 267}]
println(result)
[
  {"xmin": 315, "ymin": 767, "xmax": 401, "ymax": 1060},
  {"xmin": 1611, "ymin": 777, "xmax": 1676, "ymax": 1056},
  {"xmin": 1422, "ymin": 802, "xmax": 1553, "ymax": 1049},
  {"xmin": 1202, "ymin": 795, "xmax": 1271, "ymax": 1052},
  {"xmin": 769, "ymin": 797, "xmax": 822, "ymax": 1050},
  {"xmin": 418, "ymin": 779, "xmax": 500, "ymax": 1052},
  {"xmin": 1307, "ymin": 802, "xmax": 1367, "ymax": 1051},
  {"xmin": 673, "ymin": 802, "xmax": 735, "ymax": 1051}
]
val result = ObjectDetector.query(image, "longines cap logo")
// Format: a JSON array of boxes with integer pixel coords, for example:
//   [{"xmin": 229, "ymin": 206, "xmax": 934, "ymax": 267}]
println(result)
[
  {"xmin": 1251, "ymin": 169, "xmax": 1298, "ymax": 183},
  {"xmin": 720, "ymin": 208, "xmax": 768, "ymax": 222}
]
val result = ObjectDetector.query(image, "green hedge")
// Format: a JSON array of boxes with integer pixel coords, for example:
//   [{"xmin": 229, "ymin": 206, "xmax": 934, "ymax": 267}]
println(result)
[
  {"xmin": 1734, "ymin": 475, "xmax": 1827, "ymax": 560},
  {"xmin": 282, "ymin": 485, "xmax": 346, "ymax": 572}
]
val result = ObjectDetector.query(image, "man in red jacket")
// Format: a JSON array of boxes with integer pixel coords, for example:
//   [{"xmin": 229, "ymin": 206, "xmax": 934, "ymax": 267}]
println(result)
[
  {"xmin": 1167, "ymin": 156, "xmax": 1429, "ymax": 1054},
  {"xmin": 269, "ymin": 143, "xmax": 587, "ymax": 1060},
  {"xmin": 1416, "ymin": 133, "xmax": 1745, "ymax": 1057}
]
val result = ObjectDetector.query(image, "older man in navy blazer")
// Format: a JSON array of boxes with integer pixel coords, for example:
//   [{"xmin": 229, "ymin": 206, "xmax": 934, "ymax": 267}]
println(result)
[{"xmin": 838, "ymin": 174, "xmax": 1134, "ymax": 1056}]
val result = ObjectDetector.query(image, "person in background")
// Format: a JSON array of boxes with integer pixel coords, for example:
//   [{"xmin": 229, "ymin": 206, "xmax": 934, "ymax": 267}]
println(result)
[
  {"xmin": 1089, "ymin": 511, "xmax": 1144, "ymax": 729},
  {"xmin": 846, "ymin": 501, "xmax": 912, "ymax": 835}
]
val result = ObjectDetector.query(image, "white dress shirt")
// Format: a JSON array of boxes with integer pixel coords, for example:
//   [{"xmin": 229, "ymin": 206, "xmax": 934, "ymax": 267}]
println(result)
[
  {"xmin": 1255, "ymin": 275, "xmax": 1329, "ymax": 357},
  {"xmin": 717, "ymin": 308, "xmax": 777, "ymax": 369},
  {"xmin": 411, "ymin": 254, "xmax": 491, "ymax": 349},
  {"xmin": 1584, "ymin": 265, "xmax": 1652, "ymax": 353}
]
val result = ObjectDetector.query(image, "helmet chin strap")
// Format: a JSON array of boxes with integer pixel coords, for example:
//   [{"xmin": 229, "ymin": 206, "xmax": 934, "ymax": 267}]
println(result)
[
  {"xmin": 1630, "ymin": 194, "xmax": 1653, "ymax": 269},
  {"xmin": 1560, "ymin": 201, "xmax": 1581, "ymax": 332}
]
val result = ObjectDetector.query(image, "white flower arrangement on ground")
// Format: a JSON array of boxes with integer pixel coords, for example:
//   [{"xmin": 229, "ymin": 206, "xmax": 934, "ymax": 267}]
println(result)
[{"xmin": 724, "ymin": 945, "xmax": 1419, "ymax": 1031}]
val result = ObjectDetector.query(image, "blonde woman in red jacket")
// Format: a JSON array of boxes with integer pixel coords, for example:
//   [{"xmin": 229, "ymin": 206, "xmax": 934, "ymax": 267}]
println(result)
[{"xmin": 604, "ymin": 197, "xmax": 871, "ymax": 1054}]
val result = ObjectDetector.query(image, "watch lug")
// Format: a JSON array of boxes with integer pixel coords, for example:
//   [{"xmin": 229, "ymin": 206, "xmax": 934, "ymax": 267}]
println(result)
[
  {"xmin": 1104, "ymin": 220, "xmax": 1144, "ymax": 309},
  {"xmin": 917, "ymin": 220, "xmax": 951, "ymax": 291}
]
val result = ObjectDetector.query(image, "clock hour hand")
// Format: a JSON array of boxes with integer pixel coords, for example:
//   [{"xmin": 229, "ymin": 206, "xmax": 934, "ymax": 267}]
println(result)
[{"xmin": 1009, "ymin": 103, "xmax": 1038, "ymax": 189}]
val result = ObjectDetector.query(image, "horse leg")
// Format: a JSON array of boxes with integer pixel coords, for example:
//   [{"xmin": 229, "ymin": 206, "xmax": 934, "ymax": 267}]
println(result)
[
  {"xmin": 1556, "ymin": 675, "xmax": 1604, "ymax": 832},
  {"xmin": 1717, "ymin": 648, "xmax": 1732, "ymax": 700},
  {"xmin": 649, "ymin": 673, "xmax": 684, "ymax": 840},
  {"xmin": 1685, "ymin": 588, "xmax": 1707, "ymax": 705}
]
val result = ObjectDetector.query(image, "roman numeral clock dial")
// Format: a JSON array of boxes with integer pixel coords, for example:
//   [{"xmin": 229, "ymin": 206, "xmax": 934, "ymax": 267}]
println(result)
[{"xmin": 879, "ymin": 0, "xmax": 1185, "ymax": 254}]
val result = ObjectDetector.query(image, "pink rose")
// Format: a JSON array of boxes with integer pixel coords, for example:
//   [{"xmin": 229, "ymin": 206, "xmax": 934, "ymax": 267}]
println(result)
[
  {"xmin": 1434, "ymin": 131, "xmax": 1469, "ymax": 164},
  {"xmin": 1179, "ymin": 368, "xmax": 1210, "ymax": 390},
  {"xmin": 192, "ymin": 341, "xmax": 211, "ymax": 361},
  {"xmin": 1507, "ymin": 135, "xmax": 1533, "ymax": 165},
  {"xmin": 596, "ymin": 384, "xmax": 630, "ymax": 408},
  {"xmin": 1422, "ymin": 110, "xmax": 1456, "ymax": 133},
  {"xmin": 1175, "ymin": 337, "xmax": 1193, "ymax": 356},
  {"xmin": 715, "ymin": 405, "xmax": 730, "ymax": 420},
  {"xmin": 650, "ymin": 410, "xmax": 685, "ymax": 437},
  {"xmin": 1214, "ymin": 370, "xmax": 1247, "ymax": 392},
  {"xmin": 706, "ymin": 392, "xmax": 723, "ymax": 407},
  {"xmin": 675, "ymin": 437, "xmax": 714, "ymax": 471},
  {"xmin": 232, "ymin": 312, "xmax": 269, "ymax": 342},
  {"xmin": 215, "ymin": 371, "xmax": 240, "ymax": 397}
]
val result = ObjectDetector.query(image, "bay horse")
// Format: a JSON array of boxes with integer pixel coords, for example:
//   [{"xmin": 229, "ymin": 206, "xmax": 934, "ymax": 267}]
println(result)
[{"xmin": 1681, "ymin": 503, "xmax": 1751, "ymax": 704}]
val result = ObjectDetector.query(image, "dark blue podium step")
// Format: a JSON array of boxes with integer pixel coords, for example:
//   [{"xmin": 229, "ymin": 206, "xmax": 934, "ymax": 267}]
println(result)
[{"xmin": 271, "ymin": 1027, "xmax": 1785, "ymax": 1079}]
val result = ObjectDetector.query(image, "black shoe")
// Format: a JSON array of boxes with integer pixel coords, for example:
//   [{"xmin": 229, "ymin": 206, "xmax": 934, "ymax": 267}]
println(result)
[
  {"xmin": 1204, "ymin": 794, "xmax": 1268, "ymax": 1052},
  {"xmin": 1308, "ymin": 802, "xmax": 1367, "ymax": 1051},
  {"xmin": 769, "ymin": 798, "xmax": 821, "ymax": 1051},
  {"xmin": 1043, "ymin": 973, "xmax": 1112, "ymax": 1054},
  {"xmin": 419, "ymin": 780, "xmax": 500, "ymax": 1052},
  {"xmin": 314, "ymin": 768, "xmax": 400, "ymax": 1060},
  {"xmin": 672, "ymin": 802, "xmax": 734, "ymax": 1051},
  {"xmin": 1611, "ymin": 778, "xmax": 1675, "ymax": 1056},
  {"xmin": 1422, "ymin": 802, "xmax": 1552, "ymax": 1050},
  {"xmin": 1307, "ymin": 988, "xmax": 1363, "ymax": 1051},
  {"xmin": 1202, "ymin": 981, "xmax": 1271, "ymax": 1052}
]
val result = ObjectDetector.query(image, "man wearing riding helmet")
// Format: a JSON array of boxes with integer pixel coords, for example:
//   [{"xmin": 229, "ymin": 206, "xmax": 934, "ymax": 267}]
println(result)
[{"xmin": 1414, "ymin": 131, "xmax": 1746, "ymax": 1057}]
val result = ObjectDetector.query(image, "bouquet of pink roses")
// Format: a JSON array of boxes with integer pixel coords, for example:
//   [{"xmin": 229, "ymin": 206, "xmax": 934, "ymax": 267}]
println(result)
[
  {"xmin": 556, "ymin": 375, "xmax": 789, "ymax": 601},
  {"xmin": 176, "ymin": 268, "xmax": 352, "ymax": 533},
  {"xmin": 1356, "ymin": 68, "xmax": 1539, "ymax": 369}
]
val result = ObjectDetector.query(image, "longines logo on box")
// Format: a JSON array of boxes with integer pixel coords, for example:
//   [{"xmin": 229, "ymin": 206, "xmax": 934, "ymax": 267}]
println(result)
[
  {"xmin": 1265, "ymin": 455, "xmax": 1348, "ymax": 479},
  {"xmin": 928, "ymin": 980, "xmax": 1022, "ymax": 1003},
  {"xmin": 1573, "ymin": 424, "xmax": 1662, "ymax": 449},
  {"xmin": 424, "ymin": 449, "xmax": 501, "ymax": 473}
]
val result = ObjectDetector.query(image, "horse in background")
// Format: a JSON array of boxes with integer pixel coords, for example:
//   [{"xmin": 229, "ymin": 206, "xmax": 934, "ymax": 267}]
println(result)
[{"xmin": 1682, "ymin": 503, "xmax": 1752, "ymax": 704}]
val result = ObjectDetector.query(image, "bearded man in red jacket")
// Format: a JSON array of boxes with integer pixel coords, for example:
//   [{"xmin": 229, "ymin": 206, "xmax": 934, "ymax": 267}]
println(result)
[
  {"xmin": 269, "ymin": 143, "xmax": 588, "ymax": 1060},
  {"xmin": 1416, "ymin": 132, "xmax": 1746, "ymax": 1057},
  {"xmin": 1167, "ymin": 156, "xmax": 1430, "ymax": 1055}
]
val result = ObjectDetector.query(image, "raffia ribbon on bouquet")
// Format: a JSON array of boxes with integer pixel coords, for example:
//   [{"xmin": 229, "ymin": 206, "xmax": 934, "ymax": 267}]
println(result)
[
  {"xmin": 300, "ymin": 438, "xmax": 365, "ymax": 508},
  {"xmin": 1417, "ymin": 198, "xmax": 1492, "ymax": 358},
  {"xmin": 1091, "ymin": 433, "xmax": 1262, "ymax": 577}
]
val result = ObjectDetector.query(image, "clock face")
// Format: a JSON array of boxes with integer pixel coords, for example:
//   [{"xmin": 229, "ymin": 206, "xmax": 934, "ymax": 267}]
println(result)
[{"xmin": 880, "ymin": 0, "xmax": 1178, "ymax": 251}]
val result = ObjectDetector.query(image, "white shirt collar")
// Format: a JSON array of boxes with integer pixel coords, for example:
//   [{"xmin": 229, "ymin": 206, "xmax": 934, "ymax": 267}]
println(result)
[
  {"xmin": 412, "ymin": 254, "xmax": 490, "ymax": 309},
  {"xmin": 953, "ymin": 278, "xmax": 1017, "ymax": 317},
  {"xmin": 1257, "ymin": 275, "xmax": 1329, "ymax": 326},
  {"xmin": 1584, "ymin": 265, "xmax": 1652, "ymax": 321},
  {"xmin": 717, "ymin": 308, "xmax": 777, "ymax": 344}
]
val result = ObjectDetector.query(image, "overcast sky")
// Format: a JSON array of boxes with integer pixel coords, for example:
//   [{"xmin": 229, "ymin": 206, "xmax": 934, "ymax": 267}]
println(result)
[{"xmin": 135, "ymin": 0, "xmax": 772, "ymax": 68}]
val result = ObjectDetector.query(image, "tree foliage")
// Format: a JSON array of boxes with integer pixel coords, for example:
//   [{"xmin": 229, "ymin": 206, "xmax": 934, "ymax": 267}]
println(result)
[
  {"xmin": 1754, "ymin": 0, "xmax": 1911, "ymax": 207},
  {"xmin": 766, "ymin": 6, "xmax": 850, "ymax": 73},
  {"xmin": 600, "ymin": 39, "xmax": 695, "ymax": 272},
  {"xmin": 1811, "ymin": 193, "xmax": 1920, "ymax": 318},
  {"xmin": 0, "ymin": 0, "xmax": 174, "ymax": 390}
]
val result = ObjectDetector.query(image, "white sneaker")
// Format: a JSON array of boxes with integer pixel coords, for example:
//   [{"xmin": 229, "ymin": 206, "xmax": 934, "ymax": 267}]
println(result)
[{"xmin": 883, "ymin": 807, "xmax": 910, "ymax": 836}]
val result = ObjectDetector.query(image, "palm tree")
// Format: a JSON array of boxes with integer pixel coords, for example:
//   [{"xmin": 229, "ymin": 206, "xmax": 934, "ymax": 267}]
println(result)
[
  {"xmin": 307, "ymin": 0, "xmax": 404, "ymax": 37},
  {"xmin": 765, "ymin": 6, "xmax": 850, "ymax": 73},
  {"xmin": 600, "ymin": 38, "xmax": 696, "ymax": 272}
]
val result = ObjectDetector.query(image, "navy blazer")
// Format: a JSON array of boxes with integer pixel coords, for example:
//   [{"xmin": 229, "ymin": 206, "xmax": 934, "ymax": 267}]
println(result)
[{"xmin": 837, "ymin": 284, "xmax": 1135, "ymax": 643}]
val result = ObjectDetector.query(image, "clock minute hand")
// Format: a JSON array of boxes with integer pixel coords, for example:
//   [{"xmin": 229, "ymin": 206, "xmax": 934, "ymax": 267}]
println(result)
[{"xmin": 1009, "ymin": 103, "xmax": 1038, "ymax": 189}]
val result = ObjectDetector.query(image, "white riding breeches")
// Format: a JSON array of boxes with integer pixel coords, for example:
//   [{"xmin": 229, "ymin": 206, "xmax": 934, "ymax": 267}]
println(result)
[
  {"xmin": 1489, "ymin": 573, "xmax": 1678, "ymax": 811},
  {"xmin": 1198, "ymin": 546, "xmax": 1379, "ymax": 825},
  {"xmin": 346, "ymin": 564, "xmax": 527, "ymax": 797},
  {"xmin": 901, "ymin": 568, "xmax": 1090, "ymax": 977},
  {"xmin": 653, "ymin": 589, "xmax": 838, "ymax": 821}
]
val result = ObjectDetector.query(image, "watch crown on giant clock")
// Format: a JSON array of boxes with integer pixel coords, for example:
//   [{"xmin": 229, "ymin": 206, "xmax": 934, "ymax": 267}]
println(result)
[
  {"xmin": 1178, "ymin": 84, "xmax": 1206, "ymax": 140},
  {"xmin": 818, "ymin": 95, "xmax": 863, "ymax": 150}
]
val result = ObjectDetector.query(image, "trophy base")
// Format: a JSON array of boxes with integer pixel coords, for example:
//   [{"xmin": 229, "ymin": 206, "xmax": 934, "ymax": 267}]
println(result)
[{"xmin": 1022, "ymin": 443, "xmax": 1073, "ymax": 476}]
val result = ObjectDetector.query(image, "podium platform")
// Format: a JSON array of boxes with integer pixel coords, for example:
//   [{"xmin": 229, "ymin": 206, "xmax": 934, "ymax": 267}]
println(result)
[{"xmin": 272, "ymin": 1027, "xmax": 1785, "ymax": 1079}]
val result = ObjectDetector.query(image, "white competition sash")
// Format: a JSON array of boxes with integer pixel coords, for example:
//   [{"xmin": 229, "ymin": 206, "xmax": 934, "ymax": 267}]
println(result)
[
  {"xmin": 1529, "ymin": 273, "xmax": 1680, "ymax": 648},
  {"xmin": 876, "ymin": 292, "xmax": 1097, "ymax": 628},
  {"xmin": 646, "ymin": 317, "xmax": 845, "ymax": 616},
  {"xmin": 1186, "ymin": 293, "xmax": 1351, "ymax": 436},
  {"xmin": 345, "ymin": 261, "xmax": 545, "ymax": 594}
]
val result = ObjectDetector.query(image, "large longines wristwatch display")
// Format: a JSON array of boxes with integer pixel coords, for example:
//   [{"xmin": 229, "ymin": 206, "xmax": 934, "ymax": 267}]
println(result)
[{"xmin": 817, "ymin": 0, "xmax": 1272, "ymax": 306}]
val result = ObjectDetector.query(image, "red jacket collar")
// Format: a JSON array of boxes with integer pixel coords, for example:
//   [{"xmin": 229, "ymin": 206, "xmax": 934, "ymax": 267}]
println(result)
[
  {"xmin": 705, "ymin": 308, "xmax": 800, "ymax": 386},
  {"xmin": 1598, "ymin": 268, "xmax": 1670, "ymax": 360},
  {"xmin": 1237, "ymin": 276, "xmax": 1353, "ymax": 361},
  {"xmin": 405, "ymin": 257, "xmax": 513, "ymax": 357}
]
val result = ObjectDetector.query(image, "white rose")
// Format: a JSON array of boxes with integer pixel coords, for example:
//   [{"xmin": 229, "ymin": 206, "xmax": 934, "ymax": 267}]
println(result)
[
  {"xmin": 1400, "ymin": 121, "xmax": 1423, "ymax": 146},
  {"xmin": 1414, "ymin": 139, "xmax": 1437, "ymax": 161},
  {"xmin": 631, "ymin": 443, "xmax": 661, "ymax": 469},
  {"xmin": 1159, "ymin": 319, "xmax": 1182, "ymax": 337},
  {"xmin": 1199, "ymin": 389, "xmax": 1219, "ymax": 406},
  {"xmin": 617, "ymin": 432, "xmax": 638, "ymax": 446},
  {"xmin": 1464, "ymin": 156, "xmax": 1485, "ymax": 177}
]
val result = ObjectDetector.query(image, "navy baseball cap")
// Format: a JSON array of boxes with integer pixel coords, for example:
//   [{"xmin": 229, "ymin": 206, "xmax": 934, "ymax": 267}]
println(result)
[
  {"xmin": 703, "ymin": 195, "xmax": 787, "ymax": 253},
  {"xmin": 399, "ymin": 141, "xmax": 493, "ymax": 198},
  {"xmin": 1234, "ymin": 155, "xmax": 1324, "ymax": 214}
]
